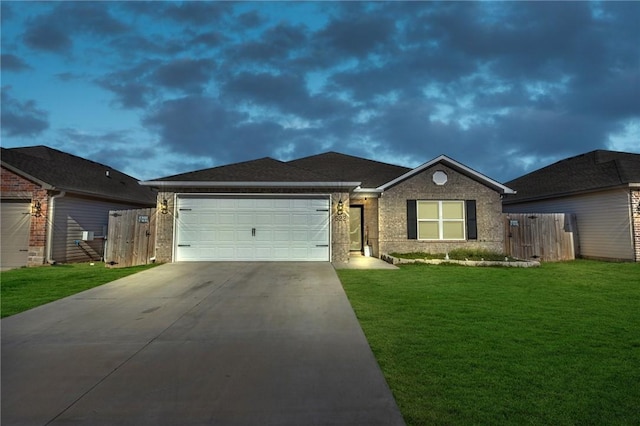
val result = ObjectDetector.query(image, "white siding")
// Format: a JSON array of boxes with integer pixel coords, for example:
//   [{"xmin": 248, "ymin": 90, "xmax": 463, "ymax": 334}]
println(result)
[
  {"xmin": 52, "ymin": 196, "xmax": 148, "ymax": 263},
  {"xmin": 504, "ymin": 189, "xmax": 634, "ymax": 260}
]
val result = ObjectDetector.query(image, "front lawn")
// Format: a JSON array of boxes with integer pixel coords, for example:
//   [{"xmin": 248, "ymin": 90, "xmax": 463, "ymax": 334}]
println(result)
[
  {"xmin": 1, "ymin": 262, "xmax": 159, "ymax": 318},
  {"xmin": 338, "ymin": 260, "xmax": 640, "ymax": 425}
]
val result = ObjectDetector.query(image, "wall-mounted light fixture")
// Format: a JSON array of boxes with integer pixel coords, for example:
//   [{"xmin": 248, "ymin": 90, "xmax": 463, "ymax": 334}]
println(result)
[
  {"xmin": 160, "ymin": 199, "xmax": 169, "ymax": 215},
  {"xmin": 31, "ymin": 200, "xmax": 42, "ymax": 217},
  {"xmin": 336, "ymin": 199, "xmax": 344, "ymax": 215}
]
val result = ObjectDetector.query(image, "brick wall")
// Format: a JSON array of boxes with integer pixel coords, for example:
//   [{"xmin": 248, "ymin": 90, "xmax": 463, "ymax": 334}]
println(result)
[
  {"xmin": 1, "ymin": 166, "xmax": 48, "ymax": 266},
  {"xmin": 632, "ymin": 189, "xmax": 640, "ymax": 262},
  {"xmin": 378, "ymin": 164, "xmax": 505, "ymax": 256},
  {"xmin": 154, "ymin": 191, "xmax": 174, "ymax": 263}
]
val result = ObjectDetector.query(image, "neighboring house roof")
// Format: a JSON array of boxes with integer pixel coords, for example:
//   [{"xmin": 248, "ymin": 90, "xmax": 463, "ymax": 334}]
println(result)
[
  {"xmin": 1, "ymin": 145, "xmax": 156, "ymax": 204},
  {"xmin": 287, "ymin": 152, "xmax": 411, "ymax": 188},
  {"xmin": 503, "ymin": 150, "xmax": 640, "ymax": 204},
  {"xmin": 380, "ymin": 154, "xmax": 516, "ymax": 194}
]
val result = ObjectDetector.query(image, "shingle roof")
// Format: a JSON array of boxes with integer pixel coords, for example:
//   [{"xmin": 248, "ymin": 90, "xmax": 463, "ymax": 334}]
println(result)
[
  {"xmin": 504, "ymin": 150, "xmax": 640, "ymax": 203},
  {"xmin": 1, "ymin": 145, "xmax": 156, "ymax": 205},
  {"xmin": 153, "ymin": 157, "xmax": 336, "ymax": 182},
  {"xmin": 287, "ymin": 152, "xmax": 411, "ymax": 188}
]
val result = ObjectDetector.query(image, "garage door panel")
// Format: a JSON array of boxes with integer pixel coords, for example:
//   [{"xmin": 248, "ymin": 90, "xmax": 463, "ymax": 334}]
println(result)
[
  {"xmin": 175, "ymin": 196, "xmax": 329, "ymax": 261},
  {"xmin": 1, "ymin": 201, "xmax": 31, "ymax": 269}
]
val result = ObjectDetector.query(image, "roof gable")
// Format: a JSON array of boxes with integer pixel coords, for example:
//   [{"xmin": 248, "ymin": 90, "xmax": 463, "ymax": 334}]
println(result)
[
  {"xmin": 379, "ymin": 155, "xmax": 516, "ymax": 194},
  {"xmin": 504, "ymin": 150, "xmax": 640, "ymax": 202},
  {"xmin": 287, "ymin": 152, "xmax": 411, "ymax": 188},
  {"xmin": 1, "ymin": 145, "xmax": 156, "ymax": 204}
]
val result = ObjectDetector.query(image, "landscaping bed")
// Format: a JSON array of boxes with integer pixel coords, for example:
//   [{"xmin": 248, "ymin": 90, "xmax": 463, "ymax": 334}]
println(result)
[{"xmin": 385, "ymin": 249, "xmax": 540, "ymax": 267}]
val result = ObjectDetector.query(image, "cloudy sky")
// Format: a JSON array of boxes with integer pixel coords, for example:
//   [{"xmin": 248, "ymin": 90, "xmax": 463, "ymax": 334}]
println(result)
[{"xmin": 2, "ymin": 1, "xmax": 638, "ymax": 182}]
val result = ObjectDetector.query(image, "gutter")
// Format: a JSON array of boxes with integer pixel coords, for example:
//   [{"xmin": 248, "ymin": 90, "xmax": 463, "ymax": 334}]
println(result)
[
  {"xmin": 46, "ymin": 191, "xmax": 65, "ymax": 264},
  {"xmin": 502, "ymin": 183, "xmax": 638, "ymax": 205},
  {"xmin": 138, "ymin": 180, "xmax": 362, "ymax": 189}
]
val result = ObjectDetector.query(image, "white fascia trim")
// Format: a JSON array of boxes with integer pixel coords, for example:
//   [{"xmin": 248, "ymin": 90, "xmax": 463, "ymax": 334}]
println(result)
[
  {"xmin": 378, "ymin": 155, "xmax": 517, "ymax": 194},
  {"xmin": 353, "ymin": 187, "xmax": 383, "ymax": 194},
  {"xmin": 140, "ymin": 180, "xmax": 362, "ymax": 188}
]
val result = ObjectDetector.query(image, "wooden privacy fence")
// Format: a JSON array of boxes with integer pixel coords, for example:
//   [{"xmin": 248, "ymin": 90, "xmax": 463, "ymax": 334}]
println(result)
[
  {"xmin": 105, "ymin": 208, "xmax": 156, "ymax": 268},
  {"xmin": 504, "ymin": 213, "xmax": 578, "ymax": 262}
]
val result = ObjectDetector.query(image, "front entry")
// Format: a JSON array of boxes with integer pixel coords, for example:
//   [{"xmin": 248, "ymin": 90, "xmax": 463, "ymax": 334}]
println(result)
[{"xmin": 349, "ymin": 205, "xmax": 363, "ymax": 251}]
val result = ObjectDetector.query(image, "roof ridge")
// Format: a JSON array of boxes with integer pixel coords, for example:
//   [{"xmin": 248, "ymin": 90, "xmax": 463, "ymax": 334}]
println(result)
[{"xmin": 289, "ymin": 151, "xmax": 409, "ymax": 169}]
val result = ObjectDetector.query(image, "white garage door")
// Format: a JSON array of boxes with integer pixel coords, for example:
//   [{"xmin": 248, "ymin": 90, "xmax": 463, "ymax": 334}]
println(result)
[
  {"xmin": 175, "ymin": 196, "xmax": 330, "ymax": 261},
  {"xmin": 1, "ymin": 200, "xmax": 31, "ymax": 269}
]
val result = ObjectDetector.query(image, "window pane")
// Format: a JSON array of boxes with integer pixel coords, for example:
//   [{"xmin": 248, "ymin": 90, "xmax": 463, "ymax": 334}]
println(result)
[
  {"xmin": 418, "ymin": 222, "xmax": 439, "ymax": 239},
  {"xmin": 443, "ymin": 221, "xmax": 465, "ymax": 239},
  {"xmin": 442, "ymin": 201, "xmax": 464, "ymax": 219},
  {"xmin": 418, "ymin": 201, "xmax": 438, "ymax": 219}
]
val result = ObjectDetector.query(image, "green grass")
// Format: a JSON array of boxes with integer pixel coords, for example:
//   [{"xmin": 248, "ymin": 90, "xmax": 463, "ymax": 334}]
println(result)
[
  {"xmin": 338, "ymin": 260, "xmax": 640, "ymax": 425},
  {"xmin": 1, "ymin": 262, "xmax": 159, "ymax": 318}
]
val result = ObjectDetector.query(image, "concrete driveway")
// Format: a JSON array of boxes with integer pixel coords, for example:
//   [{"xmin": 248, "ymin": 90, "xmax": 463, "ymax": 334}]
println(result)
[{"xmin": 1, "ymin": 262, "xmax": 404, "ymax": 425}]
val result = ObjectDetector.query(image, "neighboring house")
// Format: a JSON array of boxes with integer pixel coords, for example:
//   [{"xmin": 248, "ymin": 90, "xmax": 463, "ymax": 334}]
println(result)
[
  {"xmin": 140, "ymin": 152, "xmax": 515, "ymax": 263},
  {"xmin": 1, "ymin": 146, "xmax": 157, "ymax": 268},
  {"xmin": 503, "ymin": 150, "xmax": 640, "ymax": 262}
]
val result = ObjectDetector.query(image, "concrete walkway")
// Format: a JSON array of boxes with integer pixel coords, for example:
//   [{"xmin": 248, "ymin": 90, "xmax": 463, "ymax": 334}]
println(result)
[
  {"xmin": 1, "ymin": 262, "xmax": 404, "ymax": 426},
  {"xmin": 332, "ymin": 254, "xmax": 399, "ymax": 270}
]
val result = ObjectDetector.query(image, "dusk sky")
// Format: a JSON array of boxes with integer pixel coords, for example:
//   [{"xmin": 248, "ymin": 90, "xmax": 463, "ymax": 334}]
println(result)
[{"xmin": 2, "ymin": 1, "xmax": 638, "ymax": 182}]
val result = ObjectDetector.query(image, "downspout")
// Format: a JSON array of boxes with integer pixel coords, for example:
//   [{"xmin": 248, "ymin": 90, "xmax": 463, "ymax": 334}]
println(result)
[{"xmin": 46, "ymin": 191, "xmax": 66, "ymax": 264}]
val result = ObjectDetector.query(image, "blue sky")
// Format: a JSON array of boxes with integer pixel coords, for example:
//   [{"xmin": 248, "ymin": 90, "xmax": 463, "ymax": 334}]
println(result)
[{"xmin": 2, "ymin": 1, "xmax": 638, "ymax": 182}]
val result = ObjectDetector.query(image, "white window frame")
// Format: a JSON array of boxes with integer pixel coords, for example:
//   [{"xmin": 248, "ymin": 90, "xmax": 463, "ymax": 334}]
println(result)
[{"xmin": 417, "ymin": 200, "xmax": 466, "ymax": 241}]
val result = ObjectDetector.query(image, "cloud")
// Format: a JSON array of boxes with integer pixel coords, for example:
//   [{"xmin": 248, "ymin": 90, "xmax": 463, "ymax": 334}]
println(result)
[
  {"xmin": 95, "ymin": 61, "xmax": 159, "ymax": 109},
  {"xmin": 143, "ymin": 96, "xmax": 246, "ymax": 157},
  {"xmin": 229, "ymin": 23, "xmax": 309, "ymax": 66},
  {"xmin": 1, "ymin": 87, "xmax": 49, "ymax": 137},
  {"xmin": 1, "ymin": 54, "xmax": 31, "ymax": 72},
  {"xmin": 142, "ymin": 95, "xmax": 348, "ymax": 165},
  {"xmin": 236, "ymin": 10, "xmax": 264, "ymax": 29},
  {"xmin": 151, "ymin": 58, "xmax": 217, "ymax": 93},
  {"xmin": 22, "ymin": 2, "xmax": 128, "ymax": 53},
  {"xmin": 160, "ymin": 2, "xmax": 233, "ymax": 26},
  {"xmin": 2, "ymin": 1, "xmax": 638, "ymax": 183},
  {"xmin": 23, "ymin": 20, "xmax": 72, "ymax": 53}
]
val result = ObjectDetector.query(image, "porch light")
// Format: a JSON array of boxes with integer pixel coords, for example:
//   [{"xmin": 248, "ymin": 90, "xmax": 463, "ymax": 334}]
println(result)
[
  {"xmin": 31, "ymin": 200, "xmax": 42, "ymax": 217},
  {"xmin": 337, "ymin": 199, "xmax": 344, "ymax": 215},
  {"xmin": 160, "ymin": 199, "xmax": 169, "ymax": 215}
]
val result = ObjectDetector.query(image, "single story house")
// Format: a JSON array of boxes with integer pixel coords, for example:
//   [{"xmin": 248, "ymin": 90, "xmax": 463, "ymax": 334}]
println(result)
[
  {"xmin": 1, "ymin": 145, "xmax": 157, "ymax": 268},
  {"xmin": 503, "ymin": 150, "xmax": 640, "ymax": 262},
  {"xmin": 141, "ymin": 152, "xmax": 515, "ymax": 263}
]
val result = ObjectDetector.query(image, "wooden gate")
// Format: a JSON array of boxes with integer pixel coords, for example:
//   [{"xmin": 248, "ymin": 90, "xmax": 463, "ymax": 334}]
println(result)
[
  {"xmin": 105, "ymin": 208, "xmax": 156, "ymax": 268},
  {"xmin": 505, "ymin": 213, "xmax": 578, "ymax": 262}
]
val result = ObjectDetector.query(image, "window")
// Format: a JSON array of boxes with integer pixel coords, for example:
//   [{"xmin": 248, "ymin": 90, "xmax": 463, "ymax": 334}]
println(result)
[{"xmin": 417, "ymin": 200, "xmax": 465, "ymax": 240}]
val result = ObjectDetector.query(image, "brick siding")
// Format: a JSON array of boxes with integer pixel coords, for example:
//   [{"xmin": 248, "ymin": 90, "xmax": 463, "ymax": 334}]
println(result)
[{"xmin": 378, "ymin": 164, "xmax": 505, "ymax": 256}]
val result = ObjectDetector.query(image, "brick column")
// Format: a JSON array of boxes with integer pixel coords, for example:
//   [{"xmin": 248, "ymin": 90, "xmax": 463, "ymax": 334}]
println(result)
[
  {"xmin": 331, "ymin": 192, "xmax": 350, "ymax": 263},
  {"xmin": 154, "ymin": 192, "xmax": 175, "ymax": 263}
]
